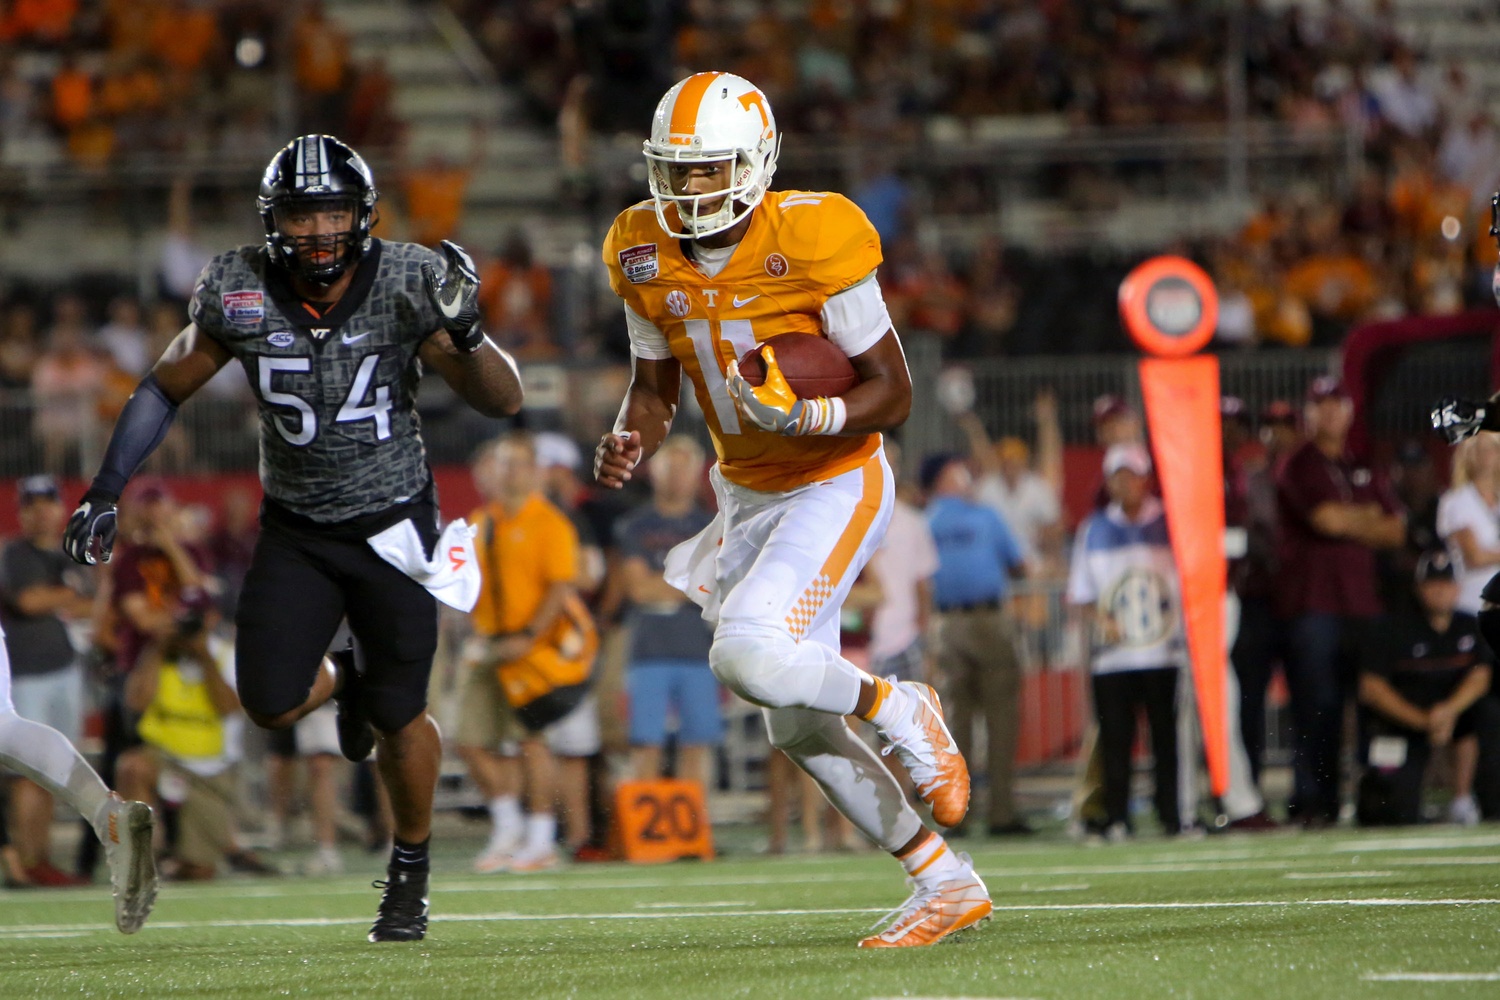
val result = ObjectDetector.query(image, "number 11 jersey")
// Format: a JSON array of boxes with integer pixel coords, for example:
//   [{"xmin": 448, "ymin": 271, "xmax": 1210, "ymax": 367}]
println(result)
[
  {"xmin": 604, "ymin": 190, "xmax": 889, "ymax": 494},
  {"xmin": 189, "ymin": 239, "xmax": 445, "ymax": 523}
]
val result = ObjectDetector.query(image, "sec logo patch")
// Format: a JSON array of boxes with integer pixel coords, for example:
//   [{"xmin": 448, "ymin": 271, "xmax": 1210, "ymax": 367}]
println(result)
[
  {"xmin": 764, "ymin": 253, "xmax": 788, "ymax": 278},
  {"xmin": 223, "ymin": 290, "xmax": 264, "ymax": 326},
  {"xmin": 619, "ymin": 243, "xmax": 659, "ymax": 284},
  {"xmin": 666, "ymin": 290, "xmax": 691, "ymax": 317}
]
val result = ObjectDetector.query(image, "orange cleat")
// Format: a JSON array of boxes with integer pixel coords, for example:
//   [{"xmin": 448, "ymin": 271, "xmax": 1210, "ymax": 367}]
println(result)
[
  {"xmin": 858, "ymin": 866, "xmax": 992, "ymax": 948},
  {"xmin": 879, "ymin": 681, "xmax": 971, "ymax": 828}
]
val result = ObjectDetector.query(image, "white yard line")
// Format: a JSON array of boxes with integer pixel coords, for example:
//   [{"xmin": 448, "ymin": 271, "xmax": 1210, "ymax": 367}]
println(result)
[
  {"xmin": 1333, "ymin": 834, "xmax": 1500, "ymax": 852},
  {"xmin": 1283, "ymin": 871, "xmax": 1393, "ymax": 880},
  {"xmin": 1362, "ymin": 972, "xmax": 1500, "ymax": 982},
  {"xmin": 3, "ymin": 851, "xmax": 1491, "ymax": 907},
  {"xmin": 2, "ymin": 897, "xmax": 1496, "ymax": 937}
]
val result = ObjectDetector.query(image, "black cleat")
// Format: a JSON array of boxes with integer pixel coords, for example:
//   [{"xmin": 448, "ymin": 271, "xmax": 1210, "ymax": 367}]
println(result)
[
  {"xmin": 369, "ymin": 869, "xmax": 429, "ymax": 942},
  {"xmin": 330, "ymin": 644, "xmax": 375, "ymax": 763}
]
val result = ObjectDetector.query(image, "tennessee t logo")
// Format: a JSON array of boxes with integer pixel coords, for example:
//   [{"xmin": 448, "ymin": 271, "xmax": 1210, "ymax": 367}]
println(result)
[
  {"xmin": 449, "ymin": 546, "xmax": 467, "ymax": 572},
  {"xmin": 738, "ymin": 91, "xmax": 771, "ymax": 136}
]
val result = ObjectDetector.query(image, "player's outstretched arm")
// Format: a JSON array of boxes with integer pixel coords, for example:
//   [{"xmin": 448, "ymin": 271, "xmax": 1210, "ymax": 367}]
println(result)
[
  {"xmin": 63, "ymin": 325, "xmax": 230, "ymax": 565},
  {"xmin": 595, "ymin": 356, "xmax": 680, "ymax": 489}
]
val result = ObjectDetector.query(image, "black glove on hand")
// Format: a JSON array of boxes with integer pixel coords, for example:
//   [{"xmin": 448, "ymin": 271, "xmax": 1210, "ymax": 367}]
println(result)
[
  {"xmin": 422, "ymin": 240, "xmax": 484, "ymax": 353},
  {"xmin": 62, "ymin": 489, "xmax": 119, "ymax": 566},
  {"xmin": 1432, "ymin": 395, "xmax": 1488, "ymax": 445}
]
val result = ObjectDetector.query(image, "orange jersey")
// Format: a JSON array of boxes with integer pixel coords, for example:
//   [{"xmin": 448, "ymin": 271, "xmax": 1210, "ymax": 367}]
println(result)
[{"xmin": 603, "ymin": 189, "xmax": 884, "ymax": 493}]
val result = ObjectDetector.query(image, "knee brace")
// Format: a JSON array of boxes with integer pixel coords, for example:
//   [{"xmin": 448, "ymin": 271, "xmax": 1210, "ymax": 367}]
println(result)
[{"xmin": 709, "ymin": 628, "xmax": 812, "ymax": 709}]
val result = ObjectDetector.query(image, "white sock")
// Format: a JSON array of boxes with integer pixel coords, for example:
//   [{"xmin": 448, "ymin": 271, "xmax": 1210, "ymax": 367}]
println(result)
[
  {"xmin": 524, "ymin": 813, "xmax": 556, "ymax": 854},
  {"xmin": 867, "ymin": 677, "xmax": 913, "ymax": 734},
  {"xmin": 489, "ymin": 795, "xmax": 522, "ymax": 840},
  {"xmin": 0, "ymin": 711, "xmax": 111, "ymax": 837},
  {"xmin": 898, "ymin": 833, "xmax": 966, "ymax": 887}
]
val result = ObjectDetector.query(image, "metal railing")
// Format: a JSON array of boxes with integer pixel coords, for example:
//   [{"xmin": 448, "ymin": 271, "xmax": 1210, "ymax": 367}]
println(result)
[{"xmin": 0, "ymin": 332, "xmax": 1485, "ymax": 482}]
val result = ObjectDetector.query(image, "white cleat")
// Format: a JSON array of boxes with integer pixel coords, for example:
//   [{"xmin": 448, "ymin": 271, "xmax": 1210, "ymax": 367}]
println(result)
[{"xmin": 99, "ymin": 795, "xmax": 158, "ymax": 934}]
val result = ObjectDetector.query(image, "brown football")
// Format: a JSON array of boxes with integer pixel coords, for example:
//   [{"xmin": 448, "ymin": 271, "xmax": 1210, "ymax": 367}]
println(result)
[{"xmin": 737, "ymin": 333, "xmax": 859, "ymax": 399}]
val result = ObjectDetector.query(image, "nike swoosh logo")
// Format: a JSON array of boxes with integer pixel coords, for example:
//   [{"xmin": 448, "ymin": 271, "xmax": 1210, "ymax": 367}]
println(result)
[
  {"xmin": 437, "ymin": 293, "xmax": 465, "ymax": 320},
  {"xmin": 698, "ymin": 585, "xmax": 712, "ymax": 594},
  {"xmin": 341, "ymin": 331, "xmax": 372, "ymax": 345},
  {"xmin": 732, "ymin": 294, "xmax": 760, "ymax": 308}
]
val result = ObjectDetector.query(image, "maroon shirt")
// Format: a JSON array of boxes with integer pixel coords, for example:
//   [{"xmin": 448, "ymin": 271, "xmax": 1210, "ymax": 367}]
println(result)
[
  {"xmin": 1275, "ymin": 440, "xmax": 1400, "ymax": 619},
  {"xmin": 110, "ymin": 542, "xmax": 213, "ymax": 674}
]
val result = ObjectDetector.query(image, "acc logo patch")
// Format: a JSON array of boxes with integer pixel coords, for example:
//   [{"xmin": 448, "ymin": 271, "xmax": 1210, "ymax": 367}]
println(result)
[
  {"xmin": 266, "ymin": 330, "xmax": 295, "ymax": 348},
  {"xmin": 223, "ymin": 290, "xmax": 265, "ymax": 326},
  {"xmin": 764, "ymin": 253, "xmax": 789, "ymax": 278},
  {"xmin": 665, "ymin": 290, "xmax": 691, "ymax": 318},
  {"xmin": 619, "ymin": 243, "xmax": 659, "ymax": 284}
]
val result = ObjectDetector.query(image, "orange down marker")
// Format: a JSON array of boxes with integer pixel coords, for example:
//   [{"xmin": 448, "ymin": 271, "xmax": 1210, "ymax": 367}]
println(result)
[{"xmin": 1119, "ymin": 256, "xmax": 1229, "ymax": 797}]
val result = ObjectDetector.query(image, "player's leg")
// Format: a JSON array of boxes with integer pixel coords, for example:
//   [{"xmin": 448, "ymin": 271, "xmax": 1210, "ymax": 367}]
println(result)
[
  {"xmin": 0, "ymin": 643, "xmax": 156, "ymax": 931},
  {"xmin": 263, "ymin": 728, "xmax": 299, "ymax": 850},
  {"xmin": 342, "ymin": 547, "xmax": 440, "ymax": 940},
  {"xmin": 710, "ymin": 454, "xmax": 970, "ymax": 828},
  {"xmin": 235, "ymin": 527, "xmax": 349, "ymax": 731}
]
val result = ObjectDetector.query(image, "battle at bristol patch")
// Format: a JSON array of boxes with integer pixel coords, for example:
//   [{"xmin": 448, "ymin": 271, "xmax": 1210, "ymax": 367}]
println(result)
[
  {"xmin": 619, "ymin": 244, "xmax": 660, "ymax": 284},
  {"xmin": 222, "ymin": 290, "xmax": 265, "ymax": 326}
]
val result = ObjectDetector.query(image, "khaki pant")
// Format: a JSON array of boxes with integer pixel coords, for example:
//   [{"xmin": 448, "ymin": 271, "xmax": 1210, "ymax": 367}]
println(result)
[
  {"xmin": 935, "ymin": 606, "xmax": 1021, "ymax": 827},
  {"xmin": 170, "ymin": 765, "xmax": 238, "ymax": 869}
]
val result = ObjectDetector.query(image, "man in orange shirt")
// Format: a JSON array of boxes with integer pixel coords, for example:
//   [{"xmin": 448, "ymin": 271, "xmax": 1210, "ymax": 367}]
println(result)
[
  {"xmin": 594, "ymin": 72, "xmax": 988, "ymax": 948},
  {"xmin": 458, "ymin": 433, "xmax": 597, "ymax": 873}
]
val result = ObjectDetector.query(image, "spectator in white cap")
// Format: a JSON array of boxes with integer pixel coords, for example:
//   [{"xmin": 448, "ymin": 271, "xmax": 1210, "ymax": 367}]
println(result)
[{"xmin": 1066, "ymin": 443, "xmax": 1187, "ymax": 841}]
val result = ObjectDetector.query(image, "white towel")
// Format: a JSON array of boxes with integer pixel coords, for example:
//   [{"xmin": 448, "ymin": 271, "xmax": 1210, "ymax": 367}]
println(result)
[
  {"xmin": 366, "ymin": 517, "xmax": 481, "ymax": 613},
  {"xmin": 663, "ymin": 511, "xmax": 724, "ymax": 624}
]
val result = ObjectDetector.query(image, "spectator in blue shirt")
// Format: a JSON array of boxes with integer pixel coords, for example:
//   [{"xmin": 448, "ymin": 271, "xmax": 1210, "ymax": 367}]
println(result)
[{"xmin": 920, "ymin": 453, "xmax": 1029, "ymax": 835}]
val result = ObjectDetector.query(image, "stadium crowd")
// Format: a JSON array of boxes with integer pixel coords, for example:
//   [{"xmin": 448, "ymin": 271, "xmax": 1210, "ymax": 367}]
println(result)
[{"xmin": 5, "ymin": 365, "xmax": 1500, "ymax": 886}]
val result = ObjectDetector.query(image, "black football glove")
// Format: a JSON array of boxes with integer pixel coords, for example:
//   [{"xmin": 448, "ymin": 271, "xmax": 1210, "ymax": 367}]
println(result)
[
  {"xmin": 422, "ymin": 240, "xmax": 484, "ymax": 353},
  {"xmin": 1432, "ymin": 395, "xmax": 1490, "ymax": 445},
  {"xmin": 62, "ymin": 490, "xmax": 119, "ymax": 566}
]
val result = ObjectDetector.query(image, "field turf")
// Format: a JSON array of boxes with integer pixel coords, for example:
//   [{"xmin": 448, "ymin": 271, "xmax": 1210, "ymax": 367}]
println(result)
[{"xmin": 1, "ymin": 826, "xmax": 1497, "ymax": 999}]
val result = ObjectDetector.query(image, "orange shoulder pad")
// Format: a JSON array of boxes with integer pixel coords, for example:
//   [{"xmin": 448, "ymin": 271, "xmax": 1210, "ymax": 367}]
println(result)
[{"xmin": 774, "ymin": 191, "xmax": 882, "ymax": 298}]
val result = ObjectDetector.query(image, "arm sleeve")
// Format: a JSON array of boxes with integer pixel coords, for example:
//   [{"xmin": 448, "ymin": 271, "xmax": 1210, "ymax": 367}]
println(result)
[
  {"xmin": 821, "ymin": 274, "xmax": 892, "ymax": 359},
  {"xmin": 1065, "ymin": 523, "xmax": 1096, "ymax": 605},
  {"xmin": 88, "ymin": 374, "xmax": 180, "ymax": 501},
  {"xmin": 624, "ymin": 304, "xmax": 674, "ymax": 361}
]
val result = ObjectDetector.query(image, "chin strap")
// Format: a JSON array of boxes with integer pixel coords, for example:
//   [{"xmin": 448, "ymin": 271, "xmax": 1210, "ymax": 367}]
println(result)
[{"xmin": 88, "ymin": 373, "xmax": 179, "ymax": 500}]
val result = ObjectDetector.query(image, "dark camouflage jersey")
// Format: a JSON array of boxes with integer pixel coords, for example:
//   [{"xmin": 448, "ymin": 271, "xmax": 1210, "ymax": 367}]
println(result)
[{"xmin": 189, "ymin": 239, "xmax": 445, "ymax": 523}]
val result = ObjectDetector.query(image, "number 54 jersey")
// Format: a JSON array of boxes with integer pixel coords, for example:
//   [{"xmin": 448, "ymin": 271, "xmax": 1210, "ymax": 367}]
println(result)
[
  {"xmin": 603, "ymin": 190, "xmax": 892, "ymax": 493},
  {"xmin": 189, "ymin": 239, "xmax": 445, "ymax": 523}
]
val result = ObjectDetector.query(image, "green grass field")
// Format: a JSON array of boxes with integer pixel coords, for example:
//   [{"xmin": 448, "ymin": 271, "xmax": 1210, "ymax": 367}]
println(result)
[{"xmin": 2, "ymin": 826, "xmax": 1498, "ymax": 999}]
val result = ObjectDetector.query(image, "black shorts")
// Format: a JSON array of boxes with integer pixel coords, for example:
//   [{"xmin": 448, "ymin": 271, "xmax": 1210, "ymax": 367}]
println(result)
[{"xmin": 234, "ymin": 497, "xmax": 439, "ymax": 734}]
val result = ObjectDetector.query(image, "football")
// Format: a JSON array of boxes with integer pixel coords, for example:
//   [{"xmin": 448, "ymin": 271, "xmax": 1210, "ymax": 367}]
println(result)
[{"xmin": 737, "ymin": 333, "xmax": 859, "ymax": 399}]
